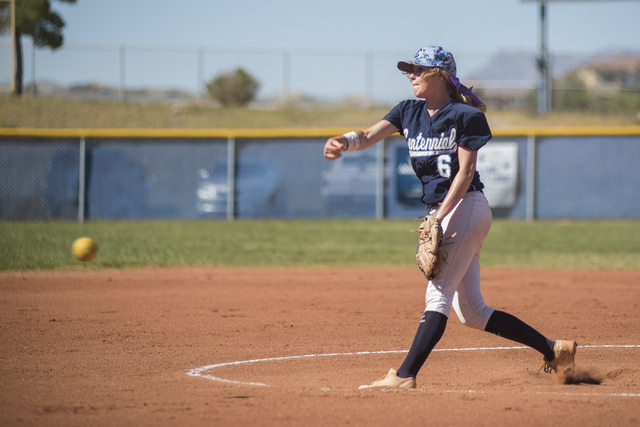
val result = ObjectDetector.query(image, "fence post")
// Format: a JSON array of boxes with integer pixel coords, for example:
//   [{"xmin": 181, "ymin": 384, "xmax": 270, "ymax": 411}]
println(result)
[
  {"xmin": 30, "ymin": 42, "xmax": 35, "ymax": 96},
  {"xmin": 365, "ymin": 51, "xmax": 373, "ymax": 110},
  {"xmin": 375, "ymin": 138, "xmax": 385, "ymax": 220},
  {"xmin": 198, "ymin": 47, "xmax": 204, "ymax": 102},
  {"xmin": 226, "ymin": 137, "xmax": 235, "ymax": 221},
  {"xmin": 537, "ymin": 2, "xmax": 551, "ymax": 114},
  {"xmin": 282, "ymin": 50, "xmax": 290, "ymax": 108},
  {"xmin": 526, "ymin": 135, "xmax": 536, "ymax": 222},
  {"xmin": 119, "ymin": 45, "xmax": 126, "ymax": 102},
  {"xmin": 78, "ymin": 137, "xmax": 86, "ymax": 223}
]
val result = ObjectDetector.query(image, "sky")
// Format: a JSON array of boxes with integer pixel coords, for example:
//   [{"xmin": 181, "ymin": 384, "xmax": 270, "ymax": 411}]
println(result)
[{"xmin": 17, "ymin": 0, "xmax": 640, "ymax": 104}]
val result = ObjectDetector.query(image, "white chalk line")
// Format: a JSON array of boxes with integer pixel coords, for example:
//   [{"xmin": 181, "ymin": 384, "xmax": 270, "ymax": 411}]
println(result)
[
  {"xmin": 187, "ymin": 344, "xmax": 640, "ymax": 397},
  {"xmin": 187, "ymin": 350, "xmax": 408, "ymax": 387}
]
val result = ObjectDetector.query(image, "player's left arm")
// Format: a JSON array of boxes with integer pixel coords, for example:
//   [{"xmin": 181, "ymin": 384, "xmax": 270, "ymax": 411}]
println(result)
[{"xmin": 434, "ymin": 146, "xmax": 477, "ymax": 222}]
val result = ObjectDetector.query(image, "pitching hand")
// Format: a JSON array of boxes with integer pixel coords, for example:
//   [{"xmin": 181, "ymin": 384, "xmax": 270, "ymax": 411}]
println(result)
[{"xmin": 323, "ymin": 137, "xmax": 346, "ymax": 160}]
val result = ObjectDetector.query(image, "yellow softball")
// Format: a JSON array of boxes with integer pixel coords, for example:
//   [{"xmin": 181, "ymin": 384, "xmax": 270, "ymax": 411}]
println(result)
[{"xmin": 72, "ymin": 237, "xmax": 99, "ymax": 262}]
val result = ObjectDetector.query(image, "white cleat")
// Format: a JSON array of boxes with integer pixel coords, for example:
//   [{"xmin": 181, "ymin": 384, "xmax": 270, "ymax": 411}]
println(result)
[
  {"xmin": 358, "ymin": 368, "xmax": 416, "ymax": 390},
  {"xmin": 543, "ymin": 340, "xmax": 577, "ymax": 383}
]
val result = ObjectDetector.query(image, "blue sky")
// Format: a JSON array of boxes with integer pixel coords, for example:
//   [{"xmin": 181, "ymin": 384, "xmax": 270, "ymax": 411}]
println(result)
[
  {"xmin": 24, "ymin": 0, "xmax": 640, "ymax": 103},
  {"xmin": 54, "ymin": 0, "xmax": 640, "ymax": 52}
]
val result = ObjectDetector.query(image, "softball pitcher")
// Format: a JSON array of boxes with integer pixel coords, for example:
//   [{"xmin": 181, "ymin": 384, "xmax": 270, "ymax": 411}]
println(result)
[{"xmin": 323, "ymin": 46, "xmax": 577, "ymax": 389}]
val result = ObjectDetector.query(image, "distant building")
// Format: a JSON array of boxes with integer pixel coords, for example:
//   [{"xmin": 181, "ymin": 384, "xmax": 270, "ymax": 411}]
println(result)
[
  {"xmin": 464, "ymin": 52, "xmax": 587, "ymax": 110},
  {"xmin": 575, "ymin": 55, "xmax": 640, "ymax": 94}
]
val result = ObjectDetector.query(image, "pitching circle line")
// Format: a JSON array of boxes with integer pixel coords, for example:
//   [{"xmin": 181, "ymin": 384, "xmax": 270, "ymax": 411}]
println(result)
[{"xmin": 186, "ymin": 344, "xmax": 640, "ymax": 397}]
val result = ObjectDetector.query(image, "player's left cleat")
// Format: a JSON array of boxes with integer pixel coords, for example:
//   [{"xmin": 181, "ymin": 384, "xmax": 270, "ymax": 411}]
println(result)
[
  {"xmin": 358, "ymin": 368, "xmax": 416, "ymax": 390},
  {"xmin": 542, "ymin": 340, "xmax": 577, "ymax": 383}
]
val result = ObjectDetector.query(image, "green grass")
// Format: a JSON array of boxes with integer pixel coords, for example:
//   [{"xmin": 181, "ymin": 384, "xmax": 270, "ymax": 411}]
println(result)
[
  {"xmin": 482, "ymin": 220, "xmax": 640, "ymax": 269},
  {"xmin": 2, "ymin": 219, "xmax": 639, "ymax": 272},
  {"xmin": 0, "ymin": 97, "xmax": 393, "ymax": 129},
  {"xmin": 1, "ymin": 96, "xmax": 639, "ymax": 129}
]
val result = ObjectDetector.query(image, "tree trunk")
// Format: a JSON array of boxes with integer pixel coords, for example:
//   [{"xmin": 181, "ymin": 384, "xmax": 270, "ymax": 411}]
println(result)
[{"xmin": 14, "ymin": 28, "xmax": 23, "ymax": 95}]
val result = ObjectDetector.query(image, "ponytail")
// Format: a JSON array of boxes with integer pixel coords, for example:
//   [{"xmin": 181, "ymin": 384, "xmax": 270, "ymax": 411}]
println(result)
[
  {"xmin": 419, "ymin": 68, "xmax": 487, "ymax": 112},
  {"xmin": 436, "ymin": 69, "xmax": 487, "ymax": 112}
]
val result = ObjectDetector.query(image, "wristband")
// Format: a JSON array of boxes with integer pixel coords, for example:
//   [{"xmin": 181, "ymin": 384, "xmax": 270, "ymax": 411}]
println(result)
[{"xmin": 343, "ymin": 131, "xmax": 361, "ymax": 151}]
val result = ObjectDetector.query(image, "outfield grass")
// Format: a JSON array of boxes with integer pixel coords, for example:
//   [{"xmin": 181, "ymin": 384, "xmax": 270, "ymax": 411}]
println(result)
[
  {"xmin": 2, "ymin": 96, "xmax": 639, "ymax": 129},
  {"xmin": 1, "ymin": 219, "xmax": 639, "ymax": 271}
]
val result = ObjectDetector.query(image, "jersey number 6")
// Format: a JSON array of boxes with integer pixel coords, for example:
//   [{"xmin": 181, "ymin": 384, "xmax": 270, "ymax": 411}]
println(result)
[{"xmin": 437, "ymin": 154, "xmax": 451, "ymax": 178}]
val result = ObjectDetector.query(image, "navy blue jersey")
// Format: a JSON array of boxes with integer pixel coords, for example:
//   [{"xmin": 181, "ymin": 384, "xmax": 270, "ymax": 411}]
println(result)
[{"xmin": 384, "ymin": 99, "xmax": 492, "ymax": 205}]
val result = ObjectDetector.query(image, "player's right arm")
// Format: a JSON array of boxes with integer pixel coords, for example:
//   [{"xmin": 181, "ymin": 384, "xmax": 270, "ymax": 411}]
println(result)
[{"xmin": 323, "ymin": 120, "xmax": 399, "ymax": 160}]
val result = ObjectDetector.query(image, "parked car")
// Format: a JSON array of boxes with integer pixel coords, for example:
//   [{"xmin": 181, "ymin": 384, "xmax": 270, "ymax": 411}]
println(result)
[
  {"xmin": 395, "ymin": 146, "xmax": 424, "ymax": 206},
  {"xmin": 196, "ymin": 157, "xmax": 284, "ymax": 218},
  {"xmin": 320, "ymin": 151, "xmax": 378, "ymax": 216},
  {"xmin": 43, "ymin": 147, "xmax": 147, "ymax": 219}
]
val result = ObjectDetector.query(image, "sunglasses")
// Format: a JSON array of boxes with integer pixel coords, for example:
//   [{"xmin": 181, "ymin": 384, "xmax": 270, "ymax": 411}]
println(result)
[{"xmin": 401, "ymin": 65, "xmax": 435, "ymax": 78}]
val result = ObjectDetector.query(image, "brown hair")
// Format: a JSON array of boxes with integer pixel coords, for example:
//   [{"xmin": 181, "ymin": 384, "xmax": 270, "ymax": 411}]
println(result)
[{"xmin": 420, "ymin": 68, "xmax": 487, "ymax": 113}]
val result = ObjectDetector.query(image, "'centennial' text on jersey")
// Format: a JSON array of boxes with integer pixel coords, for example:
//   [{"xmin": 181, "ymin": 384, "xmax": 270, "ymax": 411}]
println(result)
[{"xmin": 384, "ymin": 99, "xmax": 492, "ymax": 205}]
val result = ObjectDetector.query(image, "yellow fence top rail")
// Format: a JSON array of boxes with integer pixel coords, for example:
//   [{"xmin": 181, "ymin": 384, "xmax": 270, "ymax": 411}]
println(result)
[{"xmin": 1, "ymin": 126, "xmax": 640, "ymax": 139}]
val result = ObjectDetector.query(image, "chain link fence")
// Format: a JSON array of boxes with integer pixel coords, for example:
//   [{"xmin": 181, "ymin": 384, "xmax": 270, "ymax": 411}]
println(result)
[
  {"xmin": 10, "ymin": 39, "xmax": 640, "ymax": 110},
  {"xmin": 535, "ymin": 134, "xmax": 640, "ymax": 219},
  {"xmin": 2, "ymin": 130, "xmax": 640, "ymax": 221}
]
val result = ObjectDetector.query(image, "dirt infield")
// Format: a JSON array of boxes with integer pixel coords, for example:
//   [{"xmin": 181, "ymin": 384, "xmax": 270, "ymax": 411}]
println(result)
[{"xmin": 1, "ymin": 267, "xmax": 639, "ymax": 427}]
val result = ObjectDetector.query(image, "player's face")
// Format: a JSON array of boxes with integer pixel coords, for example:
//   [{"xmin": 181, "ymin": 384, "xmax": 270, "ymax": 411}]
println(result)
[{"xmin": 408, "ymin": 66, "xmax": 441, "ymax": 99}]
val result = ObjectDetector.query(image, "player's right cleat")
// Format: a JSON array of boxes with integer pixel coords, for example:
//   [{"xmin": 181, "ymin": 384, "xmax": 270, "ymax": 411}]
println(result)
[
  {"xmin": 542, "ymin": 340, "xmax": 577, "ymax": 383},
  {"xmin": 358, "ymin": 368, "xmax": 416, "ymax": 390}
]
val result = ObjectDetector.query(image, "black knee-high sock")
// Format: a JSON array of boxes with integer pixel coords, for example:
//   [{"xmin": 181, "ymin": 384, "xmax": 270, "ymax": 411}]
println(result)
[
  {"xmin": 396, "ymin": 311, "xmax": 448, "ymax": 379},
  {"xmin": 485, "ymin": 310, "xmax": 555, "ymax": 361}
]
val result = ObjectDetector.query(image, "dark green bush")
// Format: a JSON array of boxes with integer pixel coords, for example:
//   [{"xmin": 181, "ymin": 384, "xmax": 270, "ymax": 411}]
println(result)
[{"xmin": 206, "ymin": 67, "xmax": 260, "ymax": 107}]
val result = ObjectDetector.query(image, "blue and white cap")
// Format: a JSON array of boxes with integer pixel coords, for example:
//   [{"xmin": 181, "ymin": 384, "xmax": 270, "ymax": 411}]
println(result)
[{"xmin": 397, "ymin": 46, "xmax": 457, "ymax": 77}]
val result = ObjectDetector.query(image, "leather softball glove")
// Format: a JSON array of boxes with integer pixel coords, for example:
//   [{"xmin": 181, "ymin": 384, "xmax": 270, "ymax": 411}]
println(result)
[{"xmin": 413, "ymin": 216, "xmax": 443, "ymax": 280}]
